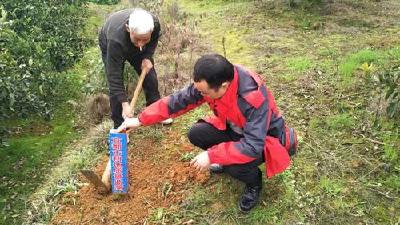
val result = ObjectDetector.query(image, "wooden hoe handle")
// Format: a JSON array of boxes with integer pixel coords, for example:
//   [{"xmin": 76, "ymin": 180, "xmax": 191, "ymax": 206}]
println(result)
[{"xmin": 130, "ymin": 68, "xmax": 148, "ymax": 115}]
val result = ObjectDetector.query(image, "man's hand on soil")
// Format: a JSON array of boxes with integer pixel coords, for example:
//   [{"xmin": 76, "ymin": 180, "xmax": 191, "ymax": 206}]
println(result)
[
  {"xmin": 116, "ymin": 117, "xmax": 141, "ymax": 133},
  {"xmin": 190, "ymin": 151, "xmax": 210, "ymax": 171}
]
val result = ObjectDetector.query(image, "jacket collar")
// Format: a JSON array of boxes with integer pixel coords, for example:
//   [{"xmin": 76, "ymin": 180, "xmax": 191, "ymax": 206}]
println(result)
[{"xmin": 215, "ymin": 66, "xmax": 238, "ymax": 108}]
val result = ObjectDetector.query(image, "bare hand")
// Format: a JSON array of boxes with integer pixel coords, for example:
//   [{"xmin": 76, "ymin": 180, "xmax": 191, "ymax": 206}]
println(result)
[
  {"xmin": 190, "ymin": 151, "xmax": 210, "ymax": 171},
  {"xmin": 121, "ymin": 102, "xmax": 133, "ymax": 119},
  {"xmin": 141, "ymin": 59, "xmax": 153, "ymax": 73}
]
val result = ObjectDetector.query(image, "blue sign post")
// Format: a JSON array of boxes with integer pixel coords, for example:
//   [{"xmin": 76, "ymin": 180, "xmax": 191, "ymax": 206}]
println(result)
[{"xmin": 109, "ymin": 132, "xmax": 128, "ymax": 194}]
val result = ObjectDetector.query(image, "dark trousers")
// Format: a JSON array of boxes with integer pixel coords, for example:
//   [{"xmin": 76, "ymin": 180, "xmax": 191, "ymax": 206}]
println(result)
[
  {"xmin": 187, "ymin": 121, "xmax": 263, "ymax": 187},
  {"xmin": 100, "ymin": 46, "xmax": 161, "ymax": 128}
]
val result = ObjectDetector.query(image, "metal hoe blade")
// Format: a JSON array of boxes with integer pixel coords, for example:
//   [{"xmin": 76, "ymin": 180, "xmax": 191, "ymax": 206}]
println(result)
[{"xmin": 80, "ymin": 169, "xmax": 109, "ymax": 194}]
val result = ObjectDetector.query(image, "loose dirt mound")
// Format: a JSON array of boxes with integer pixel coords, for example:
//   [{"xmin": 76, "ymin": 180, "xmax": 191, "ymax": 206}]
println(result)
[{"xmin": 52, "ymin": 131, "xmax": 209, "ymax": 224}]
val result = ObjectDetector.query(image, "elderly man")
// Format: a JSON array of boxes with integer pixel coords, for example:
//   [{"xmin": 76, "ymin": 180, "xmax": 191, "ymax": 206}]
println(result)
[
  {"xmin": 99, "ymin": 8, "xmax": 171, "ymax": 129},
  {"xmin": 117, "ymin": 54, "xmax": 298, "ymax": 213}
]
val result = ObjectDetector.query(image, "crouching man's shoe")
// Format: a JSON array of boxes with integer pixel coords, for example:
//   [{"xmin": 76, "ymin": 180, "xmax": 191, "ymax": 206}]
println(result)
[
  {"xmin": 209, "ymin": 163, "xmax": 224, "ymax": 173},
  {"xmin": 238, "ymin": 184, "xmax": 262, "ymax": 213},
  {"xmin": 161, "ymin": 118, "xmax": 173, "ymax": 125}
]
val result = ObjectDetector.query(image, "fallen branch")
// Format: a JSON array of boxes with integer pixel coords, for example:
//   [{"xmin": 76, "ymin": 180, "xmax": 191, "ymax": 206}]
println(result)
[
  {"xmin": 367, "ymin": 188, "xmax": 397, "ymax": 200},
  {"xmin": 360, "ymin": 134, "xmax": 385, "ymax": 145}
]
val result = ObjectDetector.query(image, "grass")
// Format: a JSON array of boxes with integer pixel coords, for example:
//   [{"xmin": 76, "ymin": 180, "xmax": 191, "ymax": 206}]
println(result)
[
  {"xmin": 167, "ymin": 0, "xmax": 400, "ymax": 224},
  {"xmin": 388, "ymin": 46, "xmax": 400, "ymax": 61},
  {"xmin": 0, "ymin": 2, "xmax": 111, "ymax": 225},
  {"xmin": 383, "ymin": 143, "xmax": 398, "ymax": 162},
  {"xmin": 179, "ymin": 0, "xmax": 256, "ymax": 67},
  {"xmin": 337, "ymin": 46, "xmax": 400, "ymax": 85},
  {"xmin": 325, "ymin": 113, "xmax": 356, "ymax": 131},
  {"xmin": 339, "ymin": 49, "xmax": 383, "ymax": 78},
  {"xmin": 319, "ymin": 176, "xmax": 344, "ymax": 196},
  {"xmin": 286, "ymin": 56, "xmax": 313, "ymax": 73},
  {"xmin": 82, "ymin": 3, "xmax": 114, "ymax": 41},
  {"xmin": 0, "ymin": 108, "xmax": 78, "ymax": 225},
  {"xmin": 9, "ymin": 0, "xmax": 398, "ymax": 224},
  {"xmin": 24, "ymin": 121, "xmax": 111, "ymax": 224}
]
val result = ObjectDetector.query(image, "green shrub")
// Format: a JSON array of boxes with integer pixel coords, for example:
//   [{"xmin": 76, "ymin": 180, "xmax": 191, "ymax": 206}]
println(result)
[
  {"xmin": 378, "ymin": 66, "xmax": 400, "ymax": 119},
  {"xmin": 87, "ymin": 0, "xmax": 119, "ymax": 5},
  {"xmin": 0, "ymin": 1, "xmax": 89, "ymax": 119}
]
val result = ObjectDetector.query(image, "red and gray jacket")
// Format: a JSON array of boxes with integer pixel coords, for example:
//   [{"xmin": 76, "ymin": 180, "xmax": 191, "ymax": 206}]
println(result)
[{"xmin": 138, "ymin": 65, "xmax": 291, "ymax": 177}]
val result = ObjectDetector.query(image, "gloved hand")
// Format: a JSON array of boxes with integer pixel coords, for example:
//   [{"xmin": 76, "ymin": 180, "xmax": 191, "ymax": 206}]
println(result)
[
  {"xmin": 121, "ymin": 102, "xmax": 133, "ymax": 119},
  {"xmin": 116, "ymin": 117, "xmax": 141, "ymax": 133},
  {"xmin": 190, "ymin": 151, "xmax": 210, "ymax": 171}
]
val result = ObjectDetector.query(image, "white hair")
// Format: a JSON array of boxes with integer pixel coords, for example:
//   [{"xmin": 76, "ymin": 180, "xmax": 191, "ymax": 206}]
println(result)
[{"xmin": 128, "ymin": 8, "xmax": 154, "ymax": 35}]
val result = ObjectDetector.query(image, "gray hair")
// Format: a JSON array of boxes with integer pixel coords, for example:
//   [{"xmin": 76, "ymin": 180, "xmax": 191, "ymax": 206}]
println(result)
[{"xmin": 128, "ymin": 8, "xmax": 154, "ymax": 34}]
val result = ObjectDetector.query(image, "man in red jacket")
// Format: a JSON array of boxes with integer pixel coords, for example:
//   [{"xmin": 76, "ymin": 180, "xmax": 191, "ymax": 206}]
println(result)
[{"xmin": 117, "ymin": 54, "xmax": 297, "ymax": 212}]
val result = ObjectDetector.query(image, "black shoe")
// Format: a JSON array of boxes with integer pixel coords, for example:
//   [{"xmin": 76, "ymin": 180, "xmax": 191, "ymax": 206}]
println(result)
[
  {"xmin": 238, "ymin": 184, "xmax": 262, "ymax": 213},
  {"xmin": 288, "ymin": 127, "xmax": 298, "ymax": 156},
  {"xmin": 209, "ymin": 163, "xmax": 224, "ymax": 173},
  {"xmin": 282, "ymin": 127, "xmax": 298, "ymax": 157},
  {"xmin": 160, "ymin": 118, "xmax": 173, "ymax": 125}
]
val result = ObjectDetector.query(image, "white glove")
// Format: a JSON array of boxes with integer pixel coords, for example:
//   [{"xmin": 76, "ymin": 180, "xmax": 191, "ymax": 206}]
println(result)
[
  {"xmin": 116, "ymin": 117, "xmax": 141, "ymax": 133},
  {"xmin": 190, "ymin": 151, "xmax": 210, "ymax": 171}
]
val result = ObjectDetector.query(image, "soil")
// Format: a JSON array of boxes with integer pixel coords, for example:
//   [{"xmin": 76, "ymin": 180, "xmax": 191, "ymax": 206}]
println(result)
[{"xmin": 52, "ymin": 130, "xmax": 209, "ymax": 224}]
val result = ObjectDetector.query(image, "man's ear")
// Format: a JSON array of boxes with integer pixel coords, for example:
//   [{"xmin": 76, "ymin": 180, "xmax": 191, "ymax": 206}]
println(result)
[
  {"xmin": 221, "ymin": 81, "xmax": 230, "ymax": 88},
  {"xmin": 125, "ymin": 24, "xmax": 130, "ymax": 33}
]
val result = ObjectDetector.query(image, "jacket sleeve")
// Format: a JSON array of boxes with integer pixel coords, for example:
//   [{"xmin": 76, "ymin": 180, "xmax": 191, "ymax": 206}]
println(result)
[
  {"xmin": 138, "ymin": 84, "xmax": 205, "ymax": 125},
  {"xmin": 106, "ymin": 40, "xmax": 127, "ymax": 103},
  {"xmin": 142, "ymin": 17, "xmax": 160, "ymax": 60},
  {"xmin": 207, "ymin": 94, "xmax": 269, "ymax": 165}
]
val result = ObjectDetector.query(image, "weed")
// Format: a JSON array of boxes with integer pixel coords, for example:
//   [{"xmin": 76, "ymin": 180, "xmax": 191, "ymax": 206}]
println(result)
[
  {"xmin": 180, "ymin": 152, "xmax": 196, "ymax": 162},
  {"xmin": 338, "ymin": 18, "xmax": 372, "ymax": 28},
  {"xmin": 309, "ymin": 117, "xmax": 325, "ymax": 131},
  {"xmin": 150, "ymin": 207, "xmax": 171, "ymax": 223},
  {"xmin": 280, "ymin": 72, "xmax": 298, "ymax": 82},
  {"xmin": 370, "ymin": 205, "xmax": 392, "ymax": 223},
  {"xmin": 319, "ymin": 176, "xmax": 343, "ymax": 197},
  {"xmin": 286, "ymin": 56, "xmax": 313, "ymax": 73},
  {"xmin": 161, "ymin": 182, "xmax": 173, "ymax": 198},
  {"xmin": 53, "ymin": 177, "xmax": 79, "ymax": 198},
  {"xmin": 326, "ymin": 113, "xmax": 355, "ymax": 131},
  {"xmin": 388, "ymin": 46, "xmax": 400, "ymax": 61},
  {"xmin": 383, "ymin": 175, "xmax": 400, "ymax": 193},
  {"xmin": 339, "ymin": 49, "xmax": 382, "ymax": 78},
  {"xmin": 181, "ymin": 187, "xmax": 212, "ymax": 210},
  {"xmin": 378, "ymin": 66, "xmax": 400, "ymax": 119},
  {"xmin": 359, "ymin": 62, "xmax": 377, "ymax": 76},
  {"xmin": 383, "ymin": 145, "xmax": 398, "ymax": 162}
]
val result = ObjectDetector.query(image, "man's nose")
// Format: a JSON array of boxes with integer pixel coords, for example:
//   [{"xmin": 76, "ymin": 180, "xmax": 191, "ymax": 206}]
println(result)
[{"xmin": 138, "ymin": 41, "xmax": 146, "ymax": 47}]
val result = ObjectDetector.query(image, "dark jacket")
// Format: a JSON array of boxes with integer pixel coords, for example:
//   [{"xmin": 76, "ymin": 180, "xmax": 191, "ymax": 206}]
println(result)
[
  {"xmin": 99, "ymin": 9, "xmax": 161, "ymax": 103},
  {"xmin": 138, "ymin": 65, "xmax": 291, "ymax": 177}
]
